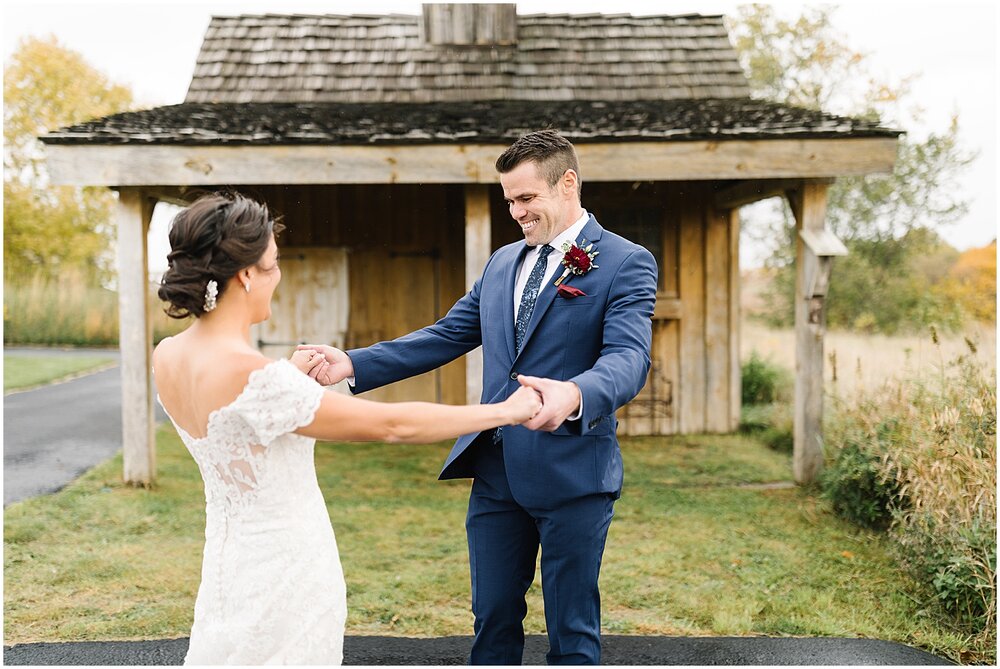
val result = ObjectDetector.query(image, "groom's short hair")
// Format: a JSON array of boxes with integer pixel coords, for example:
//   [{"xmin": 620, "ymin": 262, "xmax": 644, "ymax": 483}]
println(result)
[{"xmin": 496, "ymin": 130, "xmax": 582, "ymax": 198}]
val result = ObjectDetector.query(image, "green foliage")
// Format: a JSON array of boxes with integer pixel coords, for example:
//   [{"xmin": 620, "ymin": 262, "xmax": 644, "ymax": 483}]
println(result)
[
  {"xmin": 821, "ymin": 439, "xmax": 902, "ymax": 531},
  {"xmin": 728, "ymin": 5, "xmax": 873, "ymax": 113},
  {"xmin": 763, "ymin": 227, "xmax": 967, "ymax": 333},
  {"xmin": 3, "ymin": 35, "xmax": 134, "ymax": 281},
  {"xmin": 741, "ymin": 351, "xmax": 791, "ymax": 404},
  {"xmin": 898, "ymin": 514, "xmax": 997, "ymax": 634},
  {"xmin": 730, "ymin": 6, "xmax": 980, "ymax": 334},
  {"xmin": 738, "ymin": 354, "xmax": 793, "ymax": 453}
]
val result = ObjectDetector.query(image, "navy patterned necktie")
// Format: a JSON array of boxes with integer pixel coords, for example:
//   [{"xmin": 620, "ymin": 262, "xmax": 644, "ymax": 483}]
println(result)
[{"xmin": 514, "ymin": 244, "xmax": 554, "ymax": 353}]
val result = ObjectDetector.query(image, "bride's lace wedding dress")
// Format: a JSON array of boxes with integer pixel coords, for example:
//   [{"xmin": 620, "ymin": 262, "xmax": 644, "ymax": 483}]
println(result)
[{"xmin": 161, "ymin": 359, "xmax": 346, "ymax": 664}]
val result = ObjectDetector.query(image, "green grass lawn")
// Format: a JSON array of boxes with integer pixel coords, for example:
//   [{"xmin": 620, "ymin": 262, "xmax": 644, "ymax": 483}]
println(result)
[
  {"xmin": 4, "ymin": 353, "xmax": 117, "ymax": 392},
  {"xmin": 3, "ymin": 427, "xmax": 977, "ymax": 663}
]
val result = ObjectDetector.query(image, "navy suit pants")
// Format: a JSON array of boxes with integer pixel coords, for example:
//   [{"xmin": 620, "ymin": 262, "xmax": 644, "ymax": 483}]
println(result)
[{"xmin": 466, "ymin": 439, "xmax": 615, "ymax": 665}]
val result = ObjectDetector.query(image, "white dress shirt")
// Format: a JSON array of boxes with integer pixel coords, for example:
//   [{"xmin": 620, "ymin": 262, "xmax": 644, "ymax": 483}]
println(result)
[
  {"xmin": 513, "ymin": 209, "xmax": 591, "ymax": 313},
  {"xmin": 513, "ymin": 209, "xmax": 590, "ymax": 422}
]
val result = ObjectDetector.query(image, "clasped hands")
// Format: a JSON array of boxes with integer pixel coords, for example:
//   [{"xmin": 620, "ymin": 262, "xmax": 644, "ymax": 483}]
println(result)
[{"xmin": 292, "ymin": 344, "xmax": 581, "ymax": 432}]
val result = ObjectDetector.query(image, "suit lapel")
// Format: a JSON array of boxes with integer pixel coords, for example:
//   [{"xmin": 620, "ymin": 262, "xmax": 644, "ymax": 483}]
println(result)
[
  {"xmin": 516, "ymin": 216, "xmax": 604, "ymax": 360},
  {"xmin": 503, "ymin": 243, "xmax": 531, "ymax": 362}
]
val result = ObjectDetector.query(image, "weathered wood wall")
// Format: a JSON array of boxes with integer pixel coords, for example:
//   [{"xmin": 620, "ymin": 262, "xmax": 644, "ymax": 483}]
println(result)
[
  {"xmin": 585, "ymin": 182, "xmax": 740, "ymax": 435},
  {"xmin": 239, "ymin": 184, "xmax": 468, "ymax": 405}
]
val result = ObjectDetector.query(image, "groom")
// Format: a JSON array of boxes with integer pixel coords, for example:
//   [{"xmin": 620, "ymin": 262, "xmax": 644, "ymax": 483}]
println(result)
[{"xmin": 305, "ymin": 130, "xmax": 657, "ymax": 664}]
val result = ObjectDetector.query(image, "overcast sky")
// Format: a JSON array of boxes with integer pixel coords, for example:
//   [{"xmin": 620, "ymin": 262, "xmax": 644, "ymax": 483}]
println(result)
[{"xmin": 3, "ymin": 0, "xmax": 997, "ymax": 267}]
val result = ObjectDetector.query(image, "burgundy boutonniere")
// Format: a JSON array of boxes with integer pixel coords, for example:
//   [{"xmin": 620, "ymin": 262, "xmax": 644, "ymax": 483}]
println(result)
[
  {"xmin": 557, "ymin": 284, "xmax": 587, "ymax": 299},
  {"xmin": 554, "ymin": 240, "xmax": 599, "ymax": 286}
]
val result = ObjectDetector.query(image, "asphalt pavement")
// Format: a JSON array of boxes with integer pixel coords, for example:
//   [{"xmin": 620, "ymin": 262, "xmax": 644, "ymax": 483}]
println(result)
[
  {"xmin": 2, "ymin": 348, "xmax": 954, "ymax": 665},
  {"xmin": 2, "ymin": 634, "xmax": 952, "ymax": 665},
  {"xmin": 3, "ymin": 347, "xmax": 167, "ymax": 506}
]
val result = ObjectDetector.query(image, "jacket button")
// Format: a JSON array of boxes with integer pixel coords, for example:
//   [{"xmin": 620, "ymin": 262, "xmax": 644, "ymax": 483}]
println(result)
[{"xmin": 510, "ymin": 372, "xmax": 518, "ymax": 380}]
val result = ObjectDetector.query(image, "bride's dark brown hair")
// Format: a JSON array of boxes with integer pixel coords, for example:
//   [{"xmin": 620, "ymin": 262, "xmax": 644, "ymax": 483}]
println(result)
[{"xmin": 158, "ymin": 192, "xmax": 284, "ymax": 319}]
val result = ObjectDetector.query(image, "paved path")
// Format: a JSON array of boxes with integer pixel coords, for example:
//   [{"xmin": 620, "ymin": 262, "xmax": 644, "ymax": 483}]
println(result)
[
  {"xmin": 3, "ymin": 348, "xmax": 166, "ymax": 506},
  {"xmin": 1, "ymin": 349, "xmax": 953, "ymax": 666},
  {"xmin": 3, "ymin": 635, "xmax": 951, "ymax": 665}
]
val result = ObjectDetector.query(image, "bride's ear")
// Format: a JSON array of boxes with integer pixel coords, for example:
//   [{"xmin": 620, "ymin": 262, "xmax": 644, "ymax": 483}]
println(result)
[{"xmin": 237, "ymin": 268, "xmax": 253, "ymax": 293}]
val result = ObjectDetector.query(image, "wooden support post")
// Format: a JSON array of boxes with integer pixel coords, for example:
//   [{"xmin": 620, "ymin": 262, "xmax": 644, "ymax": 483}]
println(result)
[
  {"xmin": 728, "ymin": 208, "xmax": 742, "ymax": 432},
  {"xmin": 787, "ymin": 181, "xmax": 832, "ymax": 484},
  {"xmin": 464, "ymin": 184, "xmax": 491, "ymax": 405},
  {"xmin": 704, "ymin": 203, "xmax": 731, "ymax": 433},
  {"xmin": 678, "ymin": 190, "xmax": 707, "ymax": 433},
  {"xmin": 116, "ymin": 188, "xmax": 155, "ymax": 486}
]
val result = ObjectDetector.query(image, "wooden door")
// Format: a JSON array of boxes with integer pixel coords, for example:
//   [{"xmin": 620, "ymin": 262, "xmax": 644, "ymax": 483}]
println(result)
[
  {"xmin": 253, "ymin": 247, "xmax": 350, "ymax": 362},
  {"xmin": 347, "ymin": 249, "xmax": 442, "ymax": 403}
]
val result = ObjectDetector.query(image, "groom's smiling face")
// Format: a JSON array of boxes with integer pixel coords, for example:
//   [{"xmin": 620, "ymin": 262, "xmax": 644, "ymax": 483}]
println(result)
[{"xmin": 501, "ymin": 160, "xmax": 577, "ymax": 247}]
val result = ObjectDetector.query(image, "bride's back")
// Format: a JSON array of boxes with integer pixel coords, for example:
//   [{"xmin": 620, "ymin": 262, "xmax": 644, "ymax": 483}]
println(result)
[{"xmin": 153, "ymin": 331, "xmax": 267, "ymax": 440}]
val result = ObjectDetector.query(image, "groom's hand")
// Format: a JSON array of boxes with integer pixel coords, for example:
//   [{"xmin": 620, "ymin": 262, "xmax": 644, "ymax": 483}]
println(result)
[
  {"xmin": 296, "ymin": 344, "xmax": 354, "ymax": 386},
  {"xmin": 516, "ymin": 375, "xmax": 581, "ymax": 432}
]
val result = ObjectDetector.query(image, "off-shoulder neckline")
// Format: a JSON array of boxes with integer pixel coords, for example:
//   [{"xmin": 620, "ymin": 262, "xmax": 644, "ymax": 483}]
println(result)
[{"xmin": 158, "ymin": 358, "xmax": 295, "ymax": 444}]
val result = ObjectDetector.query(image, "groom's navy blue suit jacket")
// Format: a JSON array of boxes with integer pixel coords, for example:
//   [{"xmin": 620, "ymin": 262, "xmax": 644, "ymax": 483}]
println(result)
[{"xmin": 347, "ymin": 215, "xmax": 658, "ymax": 509}]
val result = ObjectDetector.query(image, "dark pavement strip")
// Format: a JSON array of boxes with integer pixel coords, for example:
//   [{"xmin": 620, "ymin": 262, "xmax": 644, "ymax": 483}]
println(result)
[
  {"xmin": 3, "ymin": 350, "xmax": 167, "ymax": 507},
  {"xmin": 3, "ymin": 635, "xmax": 951, "ymax": 665}
]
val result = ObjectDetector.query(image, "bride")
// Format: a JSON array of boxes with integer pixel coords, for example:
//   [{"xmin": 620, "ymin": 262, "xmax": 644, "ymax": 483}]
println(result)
[{"xmin": 153, "ymin": 192, "xmax": 542, "ymax": 665}]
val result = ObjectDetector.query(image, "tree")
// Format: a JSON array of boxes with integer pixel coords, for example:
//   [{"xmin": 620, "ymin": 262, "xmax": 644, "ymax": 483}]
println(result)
[
  {"xmin": 3, "ymin": 35, "xmax": 134, "ymax": 281},
  {"xmin": 728, "ymin": 5, "xmax": 977, "ymax": 332}
]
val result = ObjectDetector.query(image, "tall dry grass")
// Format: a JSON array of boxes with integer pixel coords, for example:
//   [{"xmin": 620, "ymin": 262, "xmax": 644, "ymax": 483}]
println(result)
[
  {"xmin": 742, "ymin": 320, "xmax": 996, "ymax": 398},
  {"xmin": 4, "ymin": 269, "xmax": 187, "ymax": 346}
]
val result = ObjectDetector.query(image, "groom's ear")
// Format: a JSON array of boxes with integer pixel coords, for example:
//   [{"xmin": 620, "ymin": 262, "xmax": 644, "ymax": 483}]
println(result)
[{"xmin": 560, "ymin": 169, "xmax": 579, "ymax": 199}]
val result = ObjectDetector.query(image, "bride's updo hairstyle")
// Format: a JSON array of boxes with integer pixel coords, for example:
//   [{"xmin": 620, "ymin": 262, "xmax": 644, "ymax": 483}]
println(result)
[{"xmin": 158, "ymin": 192, "xmax": 284, "ymax": 319}]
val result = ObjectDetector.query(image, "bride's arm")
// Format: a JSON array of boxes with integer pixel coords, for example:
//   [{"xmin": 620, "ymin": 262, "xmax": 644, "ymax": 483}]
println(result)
[{"xmin": 295, "ymin": 382, "xmax": 541, "ymax": 444}]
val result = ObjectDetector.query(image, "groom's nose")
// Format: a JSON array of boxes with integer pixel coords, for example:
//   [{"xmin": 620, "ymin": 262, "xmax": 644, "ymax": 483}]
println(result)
[{"xmin": 509, "ymin": 201, "xmax": 526, "ymax": 220}]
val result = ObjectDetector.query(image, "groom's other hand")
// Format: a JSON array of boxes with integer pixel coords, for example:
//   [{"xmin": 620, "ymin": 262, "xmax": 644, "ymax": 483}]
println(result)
[
  {"xmin": 516, "ymin": 375, "xmax": 581, "ymax": 432},
  {"xmin": 296, "ymin": 344, "xmax": 354, "ymax": 386}
]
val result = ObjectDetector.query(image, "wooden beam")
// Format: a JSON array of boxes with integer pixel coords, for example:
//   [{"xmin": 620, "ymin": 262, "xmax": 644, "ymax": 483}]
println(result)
[
  {"xmin": 115, "ymin": 188, "xmax": 156, "ymax": 486},
  {"xmin": 463, "ymin": 184, "xmax": 491, "ymax": 405},
  {"xmin": 714, "ymin": 178, "xmax": 804, "ymax": 209},
  {"xmin": 143, "ymin": 185, "xmax": 201, "ymax": 207},
  {"xmin": 44, "ymin": 137, "xmax": 899, "ymax": 187},
  {"xmin": 788, "ymin": 180, "xmax": 831, "ymax": 485},
  {"xmin": 652, "ymin": 295, "xmax": 681, "ymax": 320}
]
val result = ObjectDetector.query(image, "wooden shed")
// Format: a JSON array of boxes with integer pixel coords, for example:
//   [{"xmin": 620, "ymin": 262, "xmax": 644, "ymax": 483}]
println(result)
[{"xmin": 41, "ymin": 5, "xmax": 900, "ymax": 486}]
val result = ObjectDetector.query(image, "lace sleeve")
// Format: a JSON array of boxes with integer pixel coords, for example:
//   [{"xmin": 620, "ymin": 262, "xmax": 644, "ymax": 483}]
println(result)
[{"xmin": 231, "ymin": 359, "xmax": 325, "ymax": 446}]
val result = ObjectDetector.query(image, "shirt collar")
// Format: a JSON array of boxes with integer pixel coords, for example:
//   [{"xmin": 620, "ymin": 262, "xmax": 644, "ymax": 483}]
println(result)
[{"xmin": 538, "ymin": 209, "xmax": 590, "ymax": 257}]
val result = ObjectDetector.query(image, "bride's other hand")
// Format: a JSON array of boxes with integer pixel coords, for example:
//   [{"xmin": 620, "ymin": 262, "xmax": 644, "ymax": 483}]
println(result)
[
  {"xmin": 296, "ymin": 344, "xmax": 354, "ymax": 386},
  {"xmin": 289, "ymin": 349, "xmax": 326, "ymax": 375},
  {"xmin": 505, "ymin": 382, "xmax": 543, "ymax": 424}
]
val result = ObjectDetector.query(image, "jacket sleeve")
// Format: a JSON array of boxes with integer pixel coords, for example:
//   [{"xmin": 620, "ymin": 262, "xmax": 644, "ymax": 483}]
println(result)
[
  {"xmin": 346, "ymin": 261, "xmax": 487, "ymax": 394},
  {"xmin": 568, "ymin": 246, "xmax": 657, "ymax": 435}
]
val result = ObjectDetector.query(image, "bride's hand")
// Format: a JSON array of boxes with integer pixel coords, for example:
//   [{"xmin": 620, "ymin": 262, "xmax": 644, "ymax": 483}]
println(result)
[
  {"xmin": 296, "ymin": 344, "xmax": 354, "ymax": 386},
  {"xmin": 504, "ymin": 383, "xmax": 543, "ymax": 424},
  {"xmin": 289, "ymin": 349, "xmax": 327, "ymax": 375}
]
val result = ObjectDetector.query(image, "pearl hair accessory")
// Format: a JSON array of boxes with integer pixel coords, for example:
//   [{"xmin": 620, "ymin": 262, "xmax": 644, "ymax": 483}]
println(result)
[{"xmin": 203, "ymin": 279, "xmax": 219, "ymax": 312}]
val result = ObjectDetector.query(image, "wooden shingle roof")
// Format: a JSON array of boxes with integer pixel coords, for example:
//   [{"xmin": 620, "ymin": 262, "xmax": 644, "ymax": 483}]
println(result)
[
  {"xmin": 185, "ymin": 12, "xmax": 751, "ymax": 104},
  {"xmin": 41, "ymin": 99, "xmax": 900, "ymax": 146}
]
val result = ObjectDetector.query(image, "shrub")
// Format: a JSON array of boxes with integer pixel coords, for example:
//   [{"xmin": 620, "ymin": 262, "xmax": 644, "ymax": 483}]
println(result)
[
  {"xmin": 821, "ymin": 439, "xmax": 901, "ymax": 531},
  {"xmin": 896, "ymin": 514, "xmax": 996, "ymax": 633},
  {"xmin": 742, "ymin": 351, "xmax": 791, "ymax": 405}
]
